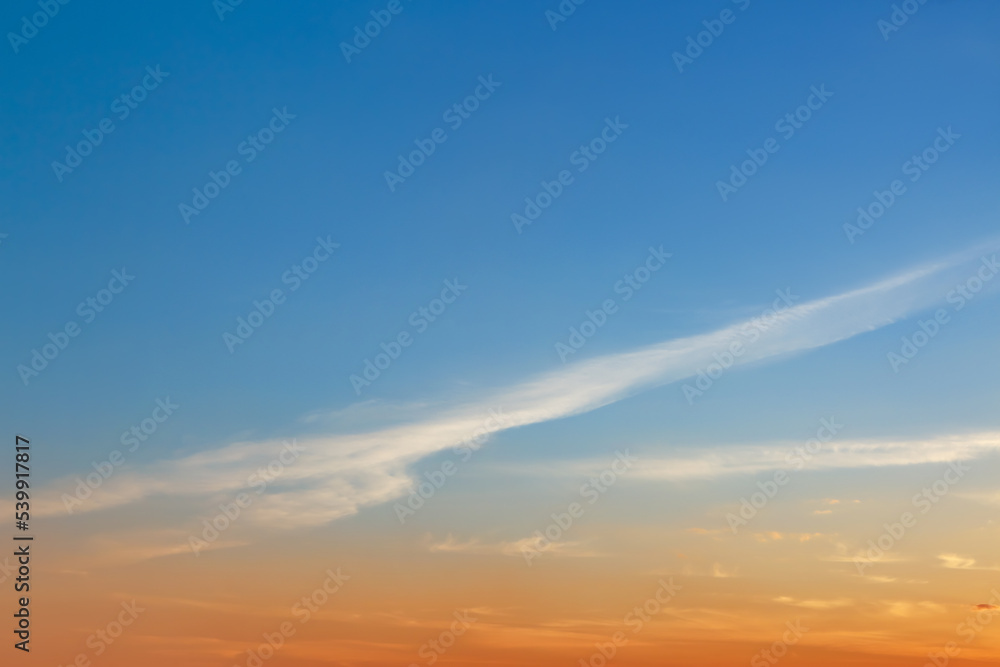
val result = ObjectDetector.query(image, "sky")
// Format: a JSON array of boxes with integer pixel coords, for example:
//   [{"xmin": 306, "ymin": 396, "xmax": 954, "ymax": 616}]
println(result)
[{"xmin": 2, "ymin": 0, "xmax": 1000, "ymax": 665}]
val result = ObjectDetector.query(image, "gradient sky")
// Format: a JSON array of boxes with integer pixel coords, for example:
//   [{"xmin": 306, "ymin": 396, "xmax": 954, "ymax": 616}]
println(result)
[{"xmin": 2, "ymin": 0, "xmax": 1000, "ymax": 665}]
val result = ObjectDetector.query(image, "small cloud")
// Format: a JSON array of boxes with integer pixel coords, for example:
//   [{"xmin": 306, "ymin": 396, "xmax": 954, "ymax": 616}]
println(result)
[
  {"xmin": 939, "ymin": 554, "xmax": 977, "ymax": 569},
  {"xmin": 814, "ymin": 498, "xmax": 858, "ymax": 513},
  {"xmin": 753, "ymin": 531, "xmax": 825, "ymax": 543},
  {"xmin": 712, "ymin": 563, "xmax": 738, "ymax": 578},
  {"xmin": 826, "ymin": 540, "xmax": 906, "ymax": 565},
  {"xmin": 936, "ymin": 554, "xmax": 1000, "ymax": 571},
  {"xmin": 956, "ymin": 491, "xmax": 1000, "ymax": 507},
  {"xmin": 423, "ymin": 533, "xmax": 598, "ymax": 559},
  {"xmin": 425, "ymin": 534, "xmax": 496, "ymax": 555},
  {"xmin": 886, "ymin": 601, "xmax": 947, "ymax": 617},
  {"xmin": 774, "ymin": 596, "xmax": 853, "ymax": 609},
  {"xmin": 975, "ymin": 603, "xmax": 999, "ymax": 611},
  {"xmin": 754, "ymin": 531, "xmax": 786, "ymax": 542}
]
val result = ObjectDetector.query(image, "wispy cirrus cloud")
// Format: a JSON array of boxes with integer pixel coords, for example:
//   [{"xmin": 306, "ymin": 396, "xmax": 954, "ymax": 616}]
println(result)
[
  {"xmin": 424, "ymin": 534, "xmax": 597, "ymax": 559},
  {"xmin": 937, "ymin": 554, "xmax": 1000, "ymax": 571},
  {"xmin": 509, "ymin": 431, "xmax": 1000, "ymax": 481},
  {"xmin": 35, "ymin": 242, "xmax": 1000, "ymax": 531}
]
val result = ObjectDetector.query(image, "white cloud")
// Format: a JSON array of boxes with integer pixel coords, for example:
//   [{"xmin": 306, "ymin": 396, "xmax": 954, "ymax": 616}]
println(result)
[
  {"xmin": 34, "ymin": 244, "xmax": 1000, "ymax": 530},
  {"xmin": 621, "ymin": 431, "xmax": 1000, "ymax": 480},
  {"xmin": 424, "ymin": 533, "xmax": 597, "ymax": 559}
]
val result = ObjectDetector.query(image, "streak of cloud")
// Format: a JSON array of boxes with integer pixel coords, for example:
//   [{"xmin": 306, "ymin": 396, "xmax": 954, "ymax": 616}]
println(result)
[{"xmin": 35, "ymin": 243, "xmax": 1000, "ymax": 529}]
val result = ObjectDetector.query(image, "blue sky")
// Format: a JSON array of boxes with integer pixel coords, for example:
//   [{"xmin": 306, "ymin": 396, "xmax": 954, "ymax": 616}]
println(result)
[
  {"xmin": 2, "ymin": 0, "xmax": 999, "ymax": 489},
  {"xmin": 7, "ymin": 7, "xmax": 1000, "ymax": 665}
]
